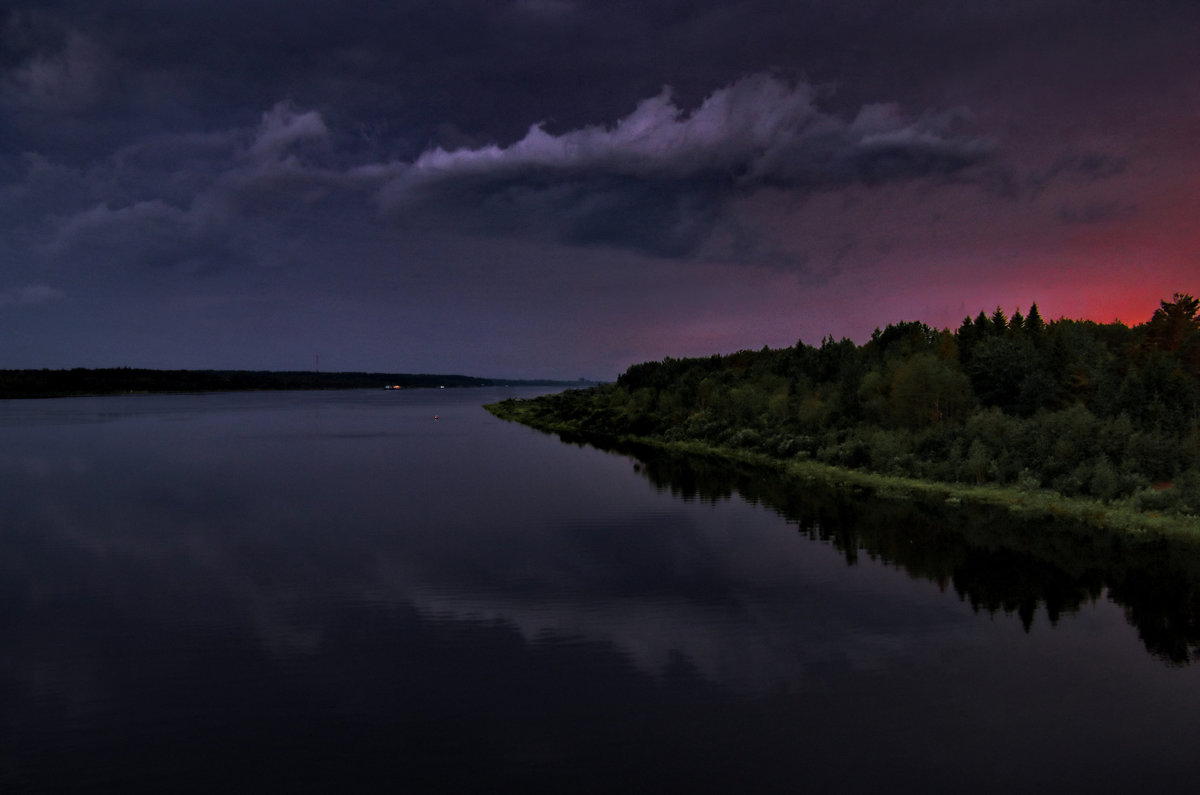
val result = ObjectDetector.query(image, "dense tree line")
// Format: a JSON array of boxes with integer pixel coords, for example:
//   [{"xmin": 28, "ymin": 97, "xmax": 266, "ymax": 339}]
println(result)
[{"xmin": 506, "ymin": 294, "xmax": 1200, "ymax": 514}]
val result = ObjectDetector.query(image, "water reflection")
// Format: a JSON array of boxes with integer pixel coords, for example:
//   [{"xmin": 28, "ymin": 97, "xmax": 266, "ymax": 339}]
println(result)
[
  {"xmin": 3, "ymin": 390, "xmax": 1200, "ymax": 791},
  {"xmin": 608, "ymin": 439, "xmax": 1200, "ymax": 666}
]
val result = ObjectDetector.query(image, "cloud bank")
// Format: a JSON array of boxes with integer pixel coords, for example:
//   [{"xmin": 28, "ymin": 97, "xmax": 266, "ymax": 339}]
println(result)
[
  {"xmin": 0, "ymin": 0, "xmax": 1193, "ymax": 375},
  {"xmin": 42, "ymin": 74, "xmax": 993, "ymax": 265},
  {"xmin": 378, "ymin": 74, "xmax": 992, "ymax": 255},
  {"xmin": 0, "ymin": 283, "xmax": 64, "ymax": 307}
]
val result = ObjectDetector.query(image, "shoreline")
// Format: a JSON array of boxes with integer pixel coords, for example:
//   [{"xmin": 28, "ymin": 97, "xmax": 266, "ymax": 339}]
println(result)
[{"xmin": 485, "ymin": 400, "xmax": 1200, "ymax": 538}]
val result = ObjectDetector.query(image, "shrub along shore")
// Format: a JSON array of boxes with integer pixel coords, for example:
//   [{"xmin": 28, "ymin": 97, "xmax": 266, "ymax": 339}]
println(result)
[
  {"xmin": 486, "ymin": 294, "xmax": 1200, "ymax": 536},
  {"xmin": 485, "ymin": 398, "xmax": 1197, "ymax": 536}
]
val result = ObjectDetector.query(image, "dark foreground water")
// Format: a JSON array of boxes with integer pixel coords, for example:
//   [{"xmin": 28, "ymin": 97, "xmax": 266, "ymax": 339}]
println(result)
[{"xmin": 2, "ymin": 388, "xmax": 1199, "ymax": 793}]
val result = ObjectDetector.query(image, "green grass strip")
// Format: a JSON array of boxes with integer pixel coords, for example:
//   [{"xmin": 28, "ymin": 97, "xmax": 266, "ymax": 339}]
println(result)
[{"xmin": 485, "ymin": 400, "xmax": 1200, "ymax": 538}]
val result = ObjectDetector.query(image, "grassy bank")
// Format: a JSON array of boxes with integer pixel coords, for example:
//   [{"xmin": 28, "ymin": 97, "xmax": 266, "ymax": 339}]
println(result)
[{"xmin": 486, "ymin": 398, "xmax": 1200, "ymax": 538}]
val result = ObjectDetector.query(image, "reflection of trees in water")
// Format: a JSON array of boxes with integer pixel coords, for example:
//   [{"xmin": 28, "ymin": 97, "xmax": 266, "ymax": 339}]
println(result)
[
  {"xmin": 604, "ymin": 439, "xmax": 1200, "ymax": 667},
  {"xmin": 1110, "ymin": 557, "xmax": 1200, "ymax": 666}
]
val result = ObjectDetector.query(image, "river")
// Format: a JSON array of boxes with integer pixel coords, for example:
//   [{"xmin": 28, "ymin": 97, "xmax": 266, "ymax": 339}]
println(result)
[{"xmin": 2, "ymin": 387, "xmax": 1198, "ymax": 792}]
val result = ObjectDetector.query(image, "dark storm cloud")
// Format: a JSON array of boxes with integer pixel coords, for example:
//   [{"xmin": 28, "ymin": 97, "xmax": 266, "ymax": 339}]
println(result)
[
  {"xmin": 47, "ymin": 199, "xmax": 234, "ymax": 273},
  {"xmin": 35, "ymin": 102, "xmax": 331, "ymax": 269},
  {"xmin": 29, "ymin": 69, "xmax": 990, "ymax": 264},
  {"xmin": 0, "ymin": 283, "xmax": 63, "ymax": 308},
  {"xmin": 2, "ymin": 2, "xmax": 1186, "ymax": 174},
  {"xmin": 1058, "ymin": 200, "xmax": 1135, "ymax": 227},
  {"xmin": 982, "ymin": 151, "xmax": 1131, "ymax": 202},
  {"xmin": 0, "ymin": 0, "xmax": 1181, "ymax": 277},
  {"xmin": 376, "ymin": 74, "xmax": 991, "ymax": 255},
  {"xmin": 0, "ymin": 0, "xmax": 1195, "ymax": 374},
  {"xmin": 385, "ymin": 76, "xmax": 987, "ymax": 190},
  {"xmin": 1, "ymin": 29, "xmax": 111, "ymax": 114},
  {"xmin": 1, "ymin": 0, "xmax": 1171, "ymax": 157}
]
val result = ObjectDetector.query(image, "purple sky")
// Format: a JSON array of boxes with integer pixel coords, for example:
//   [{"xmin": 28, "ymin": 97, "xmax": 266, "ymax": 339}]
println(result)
[{"xmin": 1, "ymin": 1, "xmax": 1197, "ymax": 379}]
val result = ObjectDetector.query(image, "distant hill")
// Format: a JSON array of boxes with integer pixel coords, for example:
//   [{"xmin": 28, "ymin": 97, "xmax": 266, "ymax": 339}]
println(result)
[{"xmin": 0, "ymin": 368, "xmax": 591, "ymax": 399}]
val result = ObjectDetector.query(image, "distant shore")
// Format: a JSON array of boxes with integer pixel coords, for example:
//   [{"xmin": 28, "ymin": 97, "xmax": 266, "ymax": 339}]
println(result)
[{"xmin": 0, "ymin": 368, "xmax": 588, "ymax": 399}]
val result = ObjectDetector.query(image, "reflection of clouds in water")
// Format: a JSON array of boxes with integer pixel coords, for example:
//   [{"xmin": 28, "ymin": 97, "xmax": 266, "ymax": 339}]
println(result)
[
  {"xmin": 9, "ymin": 643, "xmax": 107, "ymax": 730},
  {"xmin": 3, "ymin": 390, "xmax": 1151, "ymax": 716},
  {"xmin": 396, "ymin": 571, "xmax": 981, "ymax": 694},
  {"xmin": 67, "ymin": 498, "xmax": 979, "ymax": 691},
  {"xmin": 409, "ymin": 590, "xmax": 820, "ymax": 691},
  {"xmin": 246, "ymin": 594, "xmax": 328, "ymax": 657},
  {"xmin": 0, "ymin": 453, "xmax": 984, "ymax": 700}
]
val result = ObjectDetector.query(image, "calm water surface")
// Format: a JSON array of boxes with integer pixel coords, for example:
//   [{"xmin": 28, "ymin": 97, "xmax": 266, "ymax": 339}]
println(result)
[{"xmin": 2, "ymin": 388, "xmax": 1198, "ymax": 792}]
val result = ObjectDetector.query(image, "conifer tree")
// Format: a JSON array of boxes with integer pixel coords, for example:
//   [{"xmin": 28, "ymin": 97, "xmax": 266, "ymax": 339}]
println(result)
[
  {"xmin": 1026, "ymin": 302, "xmax": 1045, "ymax": 334},
  {"xmin": 991, "ymin": 306, "xmax": 1007, "ymax": 334},
  {"xmin": 1146, "ymin": 293, "xmax": 1199, "ymax": 351}
]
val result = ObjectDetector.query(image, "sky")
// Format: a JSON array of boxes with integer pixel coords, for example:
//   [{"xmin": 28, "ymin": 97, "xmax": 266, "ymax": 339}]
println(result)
[{"xmin": 1, "ymin": 1, "xmax": 1197, "ymax": 379}]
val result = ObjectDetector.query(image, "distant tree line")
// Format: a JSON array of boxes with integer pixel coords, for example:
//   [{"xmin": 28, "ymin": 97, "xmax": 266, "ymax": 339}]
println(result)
[
  {"xmin": 0, "ymin": 368, "xmax": 576, "ymax": 398},
  {"xmin": 506, "ymin": 293, "xmax": 1200, "ymax": 514}
]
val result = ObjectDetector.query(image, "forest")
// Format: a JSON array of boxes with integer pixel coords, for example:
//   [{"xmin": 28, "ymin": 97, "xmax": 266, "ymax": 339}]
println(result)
[{"xmin": 491, "ymin": 293, "xmax": 1200, "ymax": 519}]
